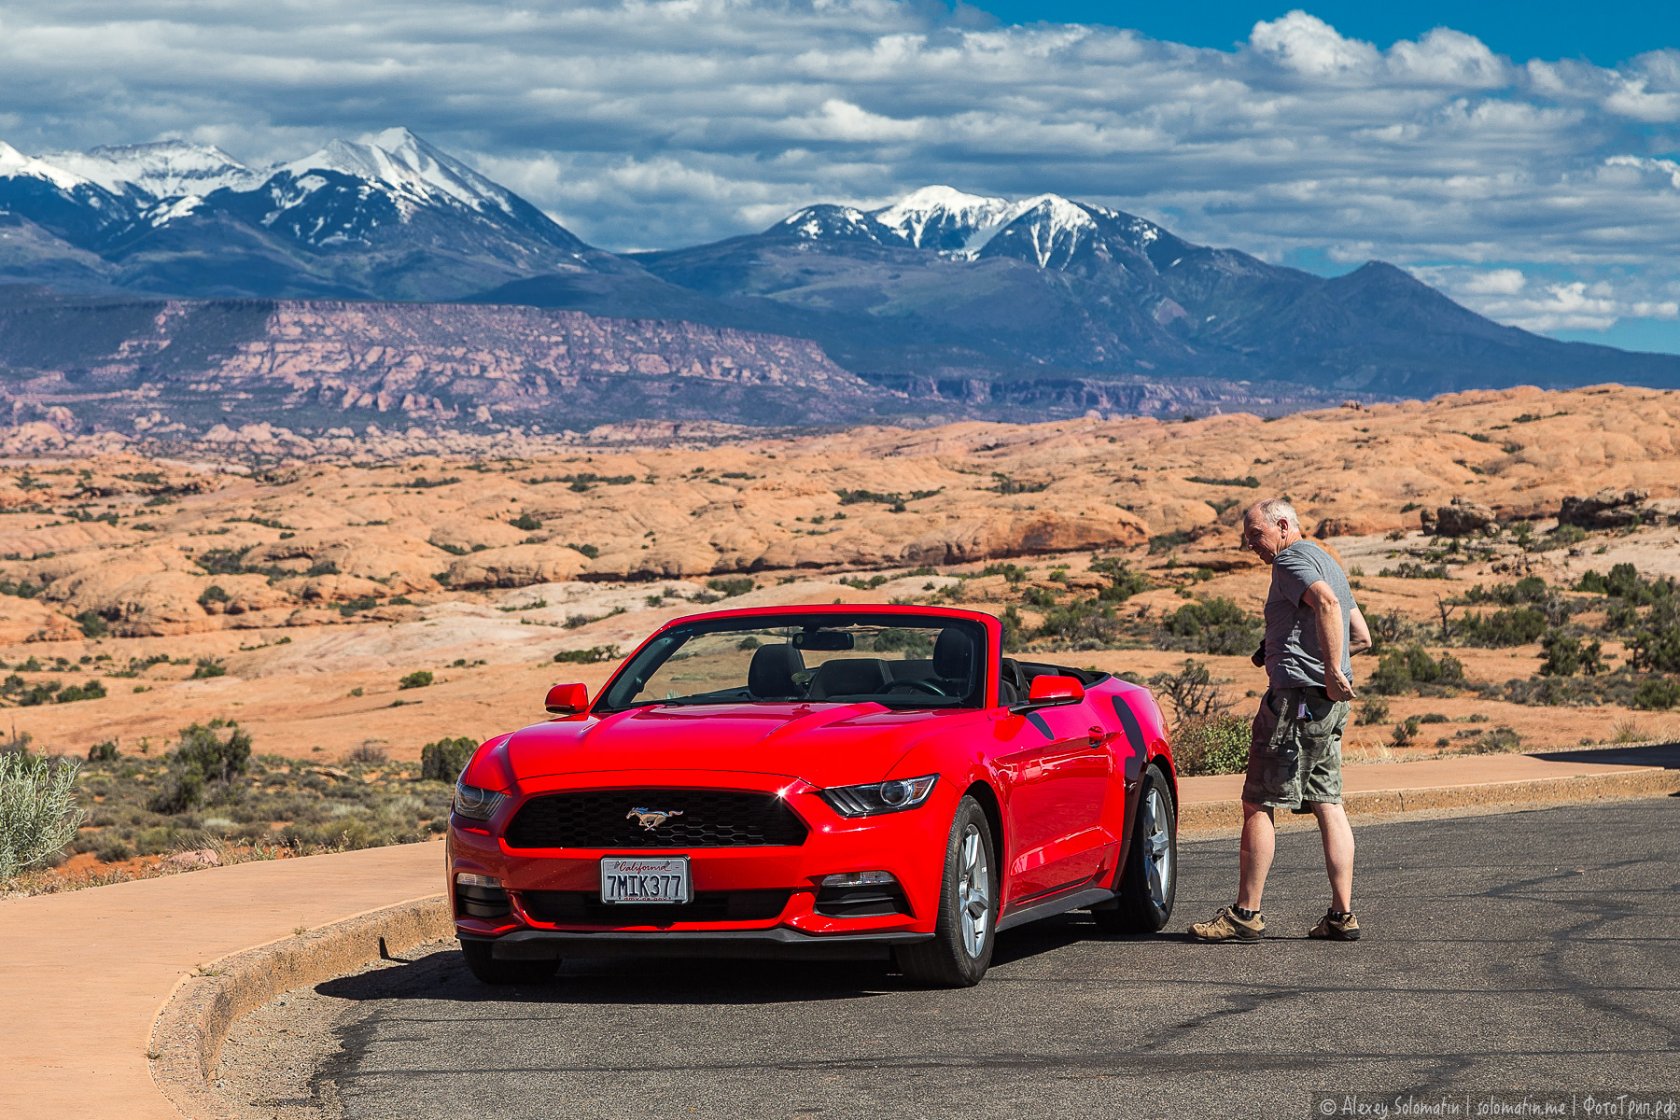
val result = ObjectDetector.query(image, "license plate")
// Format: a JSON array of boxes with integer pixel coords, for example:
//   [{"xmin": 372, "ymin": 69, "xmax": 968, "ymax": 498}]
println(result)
[{"xmin": 600, "ymin": 856, "xmax": 691, "ymax": 904}]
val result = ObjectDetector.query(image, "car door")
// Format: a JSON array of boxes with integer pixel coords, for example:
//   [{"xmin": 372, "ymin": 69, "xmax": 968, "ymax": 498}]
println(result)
[{"xmin": 993, "ymin": 696, "xmax": 1116, "ymax": 905}]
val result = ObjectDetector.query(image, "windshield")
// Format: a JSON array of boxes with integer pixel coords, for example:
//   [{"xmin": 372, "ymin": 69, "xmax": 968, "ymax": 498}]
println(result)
[{"xmin": 597, "ymin": 614, "xmax": 988, "ymax": 712}]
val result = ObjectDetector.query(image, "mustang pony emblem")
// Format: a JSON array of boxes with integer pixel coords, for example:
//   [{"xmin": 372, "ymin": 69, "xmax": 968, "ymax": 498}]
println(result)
[{"xmin": 627, "ymin": 807, "xmax": 685, "ymax": 831}]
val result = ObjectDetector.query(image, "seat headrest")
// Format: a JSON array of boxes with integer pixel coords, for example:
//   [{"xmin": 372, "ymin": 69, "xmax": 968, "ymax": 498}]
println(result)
[
  {"xmin": 747, "ymin": 643, "xmax": 805, "ymax": 699},
  {"xmin": 933, "ymin": 627, "xmax": 976, "ymax": 680},
  {"xmin": 806, "ymin": 658, "xmax": 889, "ymax": 700}
]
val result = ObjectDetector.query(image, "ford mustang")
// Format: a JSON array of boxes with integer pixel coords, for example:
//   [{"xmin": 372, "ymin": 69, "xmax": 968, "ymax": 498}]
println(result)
[{"xmin": 446, "ymin": 604, "xmax": 1178, "ymax": 987}]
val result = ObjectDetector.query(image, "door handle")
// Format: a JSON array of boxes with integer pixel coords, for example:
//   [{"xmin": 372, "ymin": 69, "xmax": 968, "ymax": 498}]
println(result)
[{"xmin": 1087, "ymin": 726, "xmax": 1106, "ymax": 748}]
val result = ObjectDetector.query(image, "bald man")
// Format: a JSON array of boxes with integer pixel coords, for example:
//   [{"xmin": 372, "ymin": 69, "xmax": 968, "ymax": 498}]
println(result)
[{"xmin": 1191, "ymin": 497, "xmax": 1372, "ymax": 944}]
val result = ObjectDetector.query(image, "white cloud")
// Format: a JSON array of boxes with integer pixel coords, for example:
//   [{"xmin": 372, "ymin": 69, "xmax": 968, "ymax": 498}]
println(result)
[
  {"xmin": 1250, "ymin": 11, "xmax": 1380, "ymax": 78},
  {"xmin": 0, "ymin": 0, "xmax": 1677, "ymax": 340}
]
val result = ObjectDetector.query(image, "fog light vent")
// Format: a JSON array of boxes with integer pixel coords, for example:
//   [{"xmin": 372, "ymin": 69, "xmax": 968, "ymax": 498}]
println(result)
[
  {"xmin": 454, "ymin": 873, "xmax": 510, "ymax": 919},
  {"xmin": 816, "ymin": 871, "xmax": 908, "ymax": 918}
]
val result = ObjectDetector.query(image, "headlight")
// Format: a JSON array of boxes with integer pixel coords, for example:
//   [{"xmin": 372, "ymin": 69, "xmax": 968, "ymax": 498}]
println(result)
[
  {"xmin": 452, "ymin": 780, "xmax": 507, "ymax": 821},
  {"xmin": 820, "ymin": 775, "xmax": 938, "ymax": 818}
]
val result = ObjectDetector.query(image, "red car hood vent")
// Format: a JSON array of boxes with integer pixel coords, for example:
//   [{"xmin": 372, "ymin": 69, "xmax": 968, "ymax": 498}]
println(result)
[{"xmin": 505, "ymin": 701, "xmax": 968, "ymax": 783}]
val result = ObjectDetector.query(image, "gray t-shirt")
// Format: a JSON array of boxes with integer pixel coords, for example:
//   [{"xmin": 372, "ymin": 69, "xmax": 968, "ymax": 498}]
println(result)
[{"xmin": 1264, "ymin": 540, "xmax": 1356, "ymax": 690}]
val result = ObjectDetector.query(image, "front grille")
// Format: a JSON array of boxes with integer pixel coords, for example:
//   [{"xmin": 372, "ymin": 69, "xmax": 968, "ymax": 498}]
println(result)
[
  {"xmin": 521, "ymin": 889, "xmax": 792, "ymax": 925},
  {"xmin": 504, "ymin": 789, "xmax": 808, "ymax": 849}
]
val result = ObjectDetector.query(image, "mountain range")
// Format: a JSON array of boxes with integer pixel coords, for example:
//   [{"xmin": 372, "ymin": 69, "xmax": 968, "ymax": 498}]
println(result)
[{"xmin": 4, "ymin": 128, "xmax": 1679, "ymax": 434}]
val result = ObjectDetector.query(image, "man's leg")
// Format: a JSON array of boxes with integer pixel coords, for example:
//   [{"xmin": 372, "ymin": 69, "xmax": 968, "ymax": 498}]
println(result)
[
  {"xmin": 1237, "ymin": 800, "xmax": 1275, "ymax": 911},
  {"xmin": 1310, "ymin": 801, "xmax": 1355, "ymax": 912}
]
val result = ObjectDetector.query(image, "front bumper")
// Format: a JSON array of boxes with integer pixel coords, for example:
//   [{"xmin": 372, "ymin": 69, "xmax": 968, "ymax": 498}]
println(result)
[{"xmin": 447, "ymin": 768, "xmax": 952, "ymax": 947}]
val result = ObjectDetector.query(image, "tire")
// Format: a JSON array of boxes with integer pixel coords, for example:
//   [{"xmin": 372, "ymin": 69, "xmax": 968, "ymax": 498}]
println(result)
[
  {"xmin": 459, "ymin": 938, "xmax": 560, "ymax": 986},
  {"xmin": 1094, "ymin": 766, "xmax": 1177, "ymax": 934},
  {"xmin": 893, "ymin": 795, "xmax": 997, "ymax": 988}
]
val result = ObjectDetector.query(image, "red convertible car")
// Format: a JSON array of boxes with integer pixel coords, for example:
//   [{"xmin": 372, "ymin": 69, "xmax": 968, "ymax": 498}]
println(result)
[{"xmin": 447, "ymin": 604, "xmax": 1178, "ymax": 987}]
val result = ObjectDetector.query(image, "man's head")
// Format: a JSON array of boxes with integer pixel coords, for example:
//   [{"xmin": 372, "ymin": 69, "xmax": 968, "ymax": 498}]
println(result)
[{"xmin": 1241, "ymin": 498, "xmax": 1302, "ymax": 564}]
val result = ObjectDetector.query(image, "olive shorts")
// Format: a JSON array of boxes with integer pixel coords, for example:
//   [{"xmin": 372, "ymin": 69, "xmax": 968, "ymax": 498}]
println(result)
[{"xmin": 1241, "ymin": 686, "xmax": 1350, "ymax": 812}]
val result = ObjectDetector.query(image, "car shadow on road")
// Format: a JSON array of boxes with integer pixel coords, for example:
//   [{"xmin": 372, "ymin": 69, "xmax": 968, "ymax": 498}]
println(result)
[
  {"xmin": 1528, "ymin": 742, "xmax": 1680, "ymax": 769},
  {"xmin": 315, "ymin": 914, "xmax": 1175, "ymax": 1007}
]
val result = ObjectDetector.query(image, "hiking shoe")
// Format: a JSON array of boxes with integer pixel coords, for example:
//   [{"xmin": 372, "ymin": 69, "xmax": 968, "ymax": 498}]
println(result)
[
  {"xmin": 1308, "ymin": 909, "xmax": 1361, "ymax": 941},
  {"xmin": 1189, "ymin": 906, "xmax": 1264, "ymax": 943}
]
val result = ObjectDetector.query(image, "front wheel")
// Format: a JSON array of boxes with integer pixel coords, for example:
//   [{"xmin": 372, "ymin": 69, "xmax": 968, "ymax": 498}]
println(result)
[
  {"xmin": 1094, "ymin": 766, "xmax": 1177, "ymax": 933},
  {"xmin": 459, "ymin": 938, "xmax": 560, "ymax": 986},
  {"xmin": 894, "ymin": 795, "xmax": 997, "ymax": 988}
]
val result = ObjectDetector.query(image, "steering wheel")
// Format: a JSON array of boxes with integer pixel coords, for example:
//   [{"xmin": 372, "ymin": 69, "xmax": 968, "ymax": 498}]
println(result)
[{"xmin": 887, "ymin": 679, "xmax": 948, "ymax": 697}]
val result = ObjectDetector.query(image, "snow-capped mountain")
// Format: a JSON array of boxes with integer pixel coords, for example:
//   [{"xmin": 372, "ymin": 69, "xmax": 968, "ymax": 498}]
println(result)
[
  {"xmin": 772, "ymin": 184, "xmax": 1180, "ymax": 272},
  {"xmin": 0, "ymin": 128, "xmax": 600, "ymax": 298},
  {"xmin": 44, "ymin": 140, "xmax": 260, "ymax": 202}
]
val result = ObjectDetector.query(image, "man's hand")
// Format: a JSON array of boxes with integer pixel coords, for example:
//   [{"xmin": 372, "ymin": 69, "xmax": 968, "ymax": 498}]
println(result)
[
  {"xmin": 1251, "ymin": 642, "xmax": 1266, "ymax": 668},
  {"xmin": 1326, "ymin": 668, "xmax": 1356, "ymax": 701}
]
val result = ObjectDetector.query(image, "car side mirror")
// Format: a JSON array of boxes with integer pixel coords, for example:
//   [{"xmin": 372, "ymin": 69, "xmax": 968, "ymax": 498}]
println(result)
[
  {"xmin": 545, "ymin": 682, "xmax": 589, "ymax": 715},
  {"xmin": 1010, "ymin": 674, "xmax": 1084, "ymax": 714}
]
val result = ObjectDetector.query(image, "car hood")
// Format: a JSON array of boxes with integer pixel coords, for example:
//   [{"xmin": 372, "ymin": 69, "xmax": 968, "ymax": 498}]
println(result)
[{"xmin": 502, "ymin": 701, "xmax": 973, "ymax": 786}]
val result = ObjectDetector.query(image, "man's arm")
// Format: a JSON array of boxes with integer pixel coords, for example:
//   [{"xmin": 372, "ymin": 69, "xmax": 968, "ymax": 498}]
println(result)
[
  {"xmin": 1349, "ymin": 606, "xmax": 1372, "ymax": 656},
  {"xmin": 1302, "ymin": 580, "xmax": 1355, "ymax": 700}
]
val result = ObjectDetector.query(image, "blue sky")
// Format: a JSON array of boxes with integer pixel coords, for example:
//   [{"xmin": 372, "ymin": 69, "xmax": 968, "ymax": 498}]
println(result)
[
  {"xmin": 3, "ymin": 0, "xmax": 1680, "ymax": 354},
  {"xmin": 975, "ymin": 2, "xmax": 1677, "ymax": 68}
]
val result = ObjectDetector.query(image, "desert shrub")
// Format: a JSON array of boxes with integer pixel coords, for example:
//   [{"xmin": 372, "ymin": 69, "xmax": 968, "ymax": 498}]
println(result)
[
  {"xmin": 1539, "ymin": 631, "xmax": 1604, "ymax": 677},
  {"xmin": 1028, "ymin": 598, "xmax": 1124, "ymax": 648},
  {"xmin": 93, "ymin": 834, "xmax": 134, "ymax": 863},
  {"xmin": 1365, "ymin": 610, "xmax": 1417, "ymax": 648},
  {"xmin": 1379, "ymin": 562, "xmax": 1450, "ymax": 579},
  {"xmin": 1171, "ymin": 714, "xmax": 1250, "ymax": 776},
  {"xmin": 1366, "ymin": 644, "xmax": 1466, "ymax": 696},
  {"xmin": 1628, "ymin": 602, "xmax": 1680, "ymax": 673},
  {"xmin": 553, "ymin": 646, "xmax": 620, "ymax": 664},
  {"xmin": 0, "ymin": 751, "xmax": 83, "ymax": 879},
  {"xmin": 398, "ymin": 670, "xmax": 434, "ymax": 690},
  {"xmin": 148, "ymin": 721, "xmax": 252, "ymax": 814},
  {"xmin": 1147, "ymin": 659, "xmax": 1232, "ymax": 720},
  {"xmin": 55, "ymin": 679, "xmax": 107, "ymax": 703},
  {"xmin": 509, "ymin": 513, "xmax": 542, "ymax": 531},
  {"xmin": 1356, "ymin": 696, "xmax": 1390, "ymax": 724},
  {"xmin": 75, "ymin": 610, "xmax": 110, "ymax": 638},
  {"xmin": 191, "ymin": 658, "xmax": 227, "ymax": 680},
  {"xmin": 1159, "ymin": 597, "xmax": 1261, "ymax": 656},
  {"xmin": 420, "ymin": 737, "xmax": 478, "ymax": 783},
  {"xmin": 87, "ymin": 739, "xmax": 119, "ymax": 762},
  {"xmin": 198, "ymin": 584, "xmax": 229, "ymax": 609},
  {"xmin": 1089, "ymin": 556, "xmax": 1151, "ymax": 602},
  {"xmin": 1632, "ymin": 678, "xmax": 1680, "ymax": 711},
  {"xmin": 1456, "ymin": 607, "xmax": 1546, "ymax": 648},
  {"xmin": 1577, "ymin": 563, "xmax": 1674, "ymax": 605},
  {"xmin": 1461, "ymin": 726, "xmax": 1523, "ymax": 754},
  {"xmin": 345, "ymin": 742, "xmax": 389, "ymax": 766},
  {"xmin": 1390, "ymin": 717, "xmax": 1421, "ymax": 747},
  {"xmin": 706, "ymin": 576, "xmax": 755, "ymax": 597}
]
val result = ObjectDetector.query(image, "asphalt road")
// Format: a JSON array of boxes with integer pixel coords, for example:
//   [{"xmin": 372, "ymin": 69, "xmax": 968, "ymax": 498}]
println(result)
[{"xmin": 307, "ymin": 798, "xmax": 1680, "ymax": 1120}]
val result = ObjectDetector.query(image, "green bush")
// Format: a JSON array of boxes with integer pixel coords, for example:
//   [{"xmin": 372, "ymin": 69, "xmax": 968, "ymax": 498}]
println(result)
[
  {"xmin": 1539, "ymin": 632, "xmax": 1604, "ymax": 678},
  {"xmin": 420, "ymin": 736, "xmax": 478, "ymax": 782},
  {"xmin": 1089, "ymin": 556, "xmax": 1151, "ymax": 602},
  {"xmin": 1366, "ymin": 644, "xmax": 1466, "ymax": 696},
  {"xmin": 398, "ymin": 670, "xmax": 434, "ymax": 690},
  {"xmin": 1172, "ymin": 714, "xmax": 1250, "ymax": 776},
  {"xmin": 0, "ymin": 751, "xmax": 84, "ymax": 879},
  {"xmin": 706, "ymin": 576, "xmax": 755, "ymax": 597},
  {"xmin": 1457, "ymin": 607, "xmax": 1546, "ymax": 648},
  {"xmin": 191, "ymin": 658, "xmax": 227, "ymax": 680},
  {"xmin": 509, "ymin": 513, "xmax": 542, "ymax": 531},
  {"xmin": 87, "ymin": 739, "xmax": 120, "ymax": 762},
  {"xmin": 1159, "ymin": 597, "xmax": 1261, "ymax": 656},
  {"xmin": 553, "ymin": 646, "xmax": 620, "ymax": 664},
  {"xmin": 148, "ymin": 721, "xmax": 252, "ymax": 814},
  {"xmin": 1632, "ymin": 677, "xmax": 1680, "ymax": 711}
]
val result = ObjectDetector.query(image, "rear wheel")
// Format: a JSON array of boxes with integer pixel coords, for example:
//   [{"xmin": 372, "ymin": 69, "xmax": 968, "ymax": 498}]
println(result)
[
  {"xmin": 1094, "ymin": 766, "xmax": 1177, "ymax": 933},
  {"xmin": 894, "ymin": 795, "xmax": 996, "ymax": 988},
  {"xmin": 459, "ymin": 938, "xmax": 560, "ymax": 986}
]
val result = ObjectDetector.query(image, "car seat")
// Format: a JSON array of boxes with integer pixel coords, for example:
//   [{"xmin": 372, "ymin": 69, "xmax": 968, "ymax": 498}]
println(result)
[{"xmin": 747, "ymin": 643, "xmax": 805, "ymax": 699}]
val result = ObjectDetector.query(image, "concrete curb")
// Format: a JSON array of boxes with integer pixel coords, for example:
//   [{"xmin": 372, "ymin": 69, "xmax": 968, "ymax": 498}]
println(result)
[
  {"xmin": 1176, "ymin": 766, "xmax": 1680, "ymax": 834},
  {"xmin": 151, "ymin": 771, "xmax": 1680, "ymax": 1119},
  {"xmin": 149, "ymin": 895, "xmax": 450, "ymax": 1120}
]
